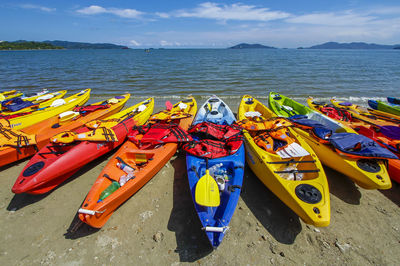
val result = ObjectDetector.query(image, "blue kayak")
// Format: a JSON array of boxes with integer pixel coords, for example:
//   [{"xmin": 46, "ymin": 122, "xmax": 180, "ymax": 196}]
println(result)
[
  {"xmin": 387, "ymin": 96, "xmax": 400, "ymax": 105},
  {"xmin": 186, "ymin": 96, "xmax": 245, "ymax": 248}
]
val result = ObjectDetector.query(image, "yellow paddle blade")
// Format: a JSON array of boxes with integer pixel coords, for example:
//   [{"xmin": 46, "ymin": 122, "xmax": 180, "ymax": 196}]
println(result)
[{"xmin": 195, "ymin": 170, "xmax": 220, "ymax": 207}]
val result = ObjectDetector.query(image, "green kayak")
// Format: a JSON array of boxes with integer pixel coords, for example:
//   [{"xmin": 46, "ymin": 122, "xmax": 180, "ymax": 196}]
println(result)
[
  {"xmin": 267, "ymin": 91, "xmax": 393, "ymax": 190},
  {"xmin": 267, "ymin": 91, "xmax": 351, "ymax": 133},
  {"xmin": 268, "ymin": 92, "xmax": 313, "ymax": 117},
  {"xmin": 368, "ymin": 100, "xmax": 400, "ymax": 116}
]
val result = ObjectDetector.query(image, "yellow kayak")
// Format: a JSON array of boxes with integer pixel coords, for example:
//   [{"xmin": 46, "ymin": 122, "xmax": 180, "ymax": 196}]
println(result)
[
  {"xmin": 330, "ymin": 98, "xmax": 400, "ymax": 124},
  {"xmin": 0, "ymin": 90, "xmax": 23, "ymax": 101},
  {"xmin": 268, "ymin": 92, "xmax": 391, "ymax": 190},
  {"xmin": 4, "ymin": 89, "xmax": 91, "ymax": 130},
  {"xmin": 1, "ymin": 90, "xmax": 67, "ymax": 115},
  {"xmin": 238, "ymin": 95, "xmax": 330, "ymax": 226}
]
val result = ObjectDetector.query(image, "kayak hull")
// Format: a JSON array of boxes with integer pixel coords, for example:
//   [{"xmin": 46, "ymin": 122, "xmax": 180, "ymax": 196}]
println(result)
[
  {"xmin": 239, "ymin": 95, "xmax": 330, "ymax": 226},
  {"xmin": 268, "ymin": 92, "xmax": 392, "ymax": 190},
  {"xmin": 1, "ymin": 90, "xmax": 67, "ymax": 116},
  {"xmin": 6, "ymin": 89, "xmax": 91, "ymax": 130},
  {"xmin": 0, "ymin": 93, "xmax": 130, "ymax": 167},
  {"xmin": 187, "ymin": 96, "xmax": 244, "ymax": 248},
  {"xmin": 368, "ymin": 100, "xmax": 400, "ymax": 116},
  {"xmin": 314, "ymin": 99, "xmax": 400, "ymax": 184},
  {"xmin": 187, "ymin": 145, "xmax": 245, "ymax": 247},
  {"xmin": 12, "ymin": 98, "xmax": 153, "ymax": 194},
  {"xmin": 78, "ymin": 97, "xmax": 197, "ymax": 228}
]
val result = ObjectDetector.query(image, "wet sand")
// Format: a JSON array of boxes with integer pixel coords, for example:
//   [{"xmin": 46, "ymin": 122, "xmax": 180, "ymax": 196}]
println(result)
[{"xmin": 1, "ymin": 148, "xmax": 400, "ymax": 265}]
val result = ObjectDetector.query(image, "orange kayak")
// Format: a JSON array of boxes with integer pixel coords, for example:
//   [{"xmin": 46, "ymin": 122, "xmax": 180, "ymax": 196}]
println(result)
[
  {"xmin": 78, "ymin": 97, "xmax": 197, "ymax": 228},
  {"xmin": 0, "ymin": 94, "xmax": 130, "ymax": 167}
]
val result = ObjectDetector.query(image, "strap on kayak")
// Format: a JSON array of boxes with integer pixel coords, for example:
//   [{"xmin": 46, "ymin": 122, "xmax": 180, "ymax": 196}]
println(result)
[
  {"xmin": 228, "ymin": 185, "xmax": 241, "ymax": 192},
  {"xmin": 51, "ymin": 127, "xmax": 118, "ymax": 144},
  {"xmin": 274, "ymin": 169, "xmax": 320, "ymax": 181},
  {"xmin": 267, "ymin": 159, "xmax": 316, "ymax": 164},
  {"xmin": 202, "ymin": 226, "xmax": 229, "ymax": 233},
  {"xmin": 0, "ymin": 121, "xmax": 37, "ymax": 150},
  {"xmin": 78, "ymin": 208, "xmax": 106, "ymax": 216},
  {"xmin": 274, "ymin": 169, "xmax": 320, "ymax": 174}
]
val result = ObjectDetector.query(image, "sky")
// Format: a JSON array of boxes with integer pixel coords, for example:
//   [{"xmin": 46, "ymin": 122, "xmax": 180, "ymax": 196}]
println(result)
[{"xmin": 1, "ymin": 1, "xmax": 400, "ymax": 48}]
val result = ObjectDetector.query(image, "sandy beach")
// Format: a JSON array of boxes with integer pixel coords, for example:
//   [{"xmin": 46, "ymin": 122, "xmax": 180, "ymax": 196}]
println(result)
[{"xmin": 0, "ymin": 147, "xmax": 399, "ymax": 265}]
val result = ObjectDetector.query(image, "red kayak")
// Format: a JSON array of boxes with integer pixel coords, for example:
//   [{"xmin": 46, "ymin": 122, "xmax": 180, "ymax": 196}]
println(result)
[
  {"xmin": 354, "ymin": 125, "xmax": 400, "ymax": 183},
  {"xmin": 12, "ymin": 98, "xmax": 154, "ymax": 195}
]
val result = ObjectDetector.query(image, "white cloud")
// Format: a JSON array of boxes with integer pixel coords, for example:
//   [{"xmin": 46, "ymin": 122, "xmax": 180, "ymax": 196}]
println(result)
[
  {"xmin": 20, "ymin": 4, "xmax": 55, "ymax": 12},
  {"xmin": 286, "ymin": 11, "xmax": 375, "ymax": 26},
  {"xmin": 77, "ymin": 5, "xmax": 143, "ymax": 19},
  {"xmin": 77, "ymin": 5, "xmax": 106, "ymax": 15},
  {"xmin": 156, "ymin": 12, "xmax": 170, "ymax": 18},
  {"xmin": 160, "ymin": 40, "xmax": 171, "ymax": 46},
  {"xmin": 173, "ymin": 2, "xmax": 290, "ymax": 21},
  {"xmin": 130, "ymin": 40, "xmax": 141, "ymax": 46}
]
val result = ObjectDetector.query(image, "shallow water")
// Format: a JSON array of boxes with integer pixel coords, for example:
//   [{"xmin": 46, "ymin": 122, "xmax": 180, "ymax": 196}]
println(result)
[{"xmin": 1, "ymin": 49, "xmax": 399, "ymax": 109}]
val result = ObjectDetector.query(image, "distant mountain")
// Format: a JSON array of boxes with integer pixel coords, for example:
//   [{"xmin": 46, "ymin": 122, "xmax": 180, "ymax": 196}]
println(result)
[
  {"xmin": 229, "ymin": 43, "xmax": 276, "ymax": 49},
  {"xmin": 43, "ymin": 40, "xmax": 128, "ymax": 49},
  {"xmin": 394, "ymin": 46, "xmax": 400, "ymax": 50},
  {"xmin": 306, "ymin": 42, "xmax": 400, "ymax": 49},
  {"xmin": 0, "ymin": 41, "xmax": 63, "ymax": 50}
]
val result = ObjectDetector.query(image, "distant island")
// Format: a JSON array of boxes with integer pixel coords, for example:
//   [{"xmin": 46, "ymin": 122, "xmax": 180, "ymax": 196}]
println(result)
[
  {"xmin": 0, "ymin": 40, "xmax": 129, "ymax": 50},
  {"xmin": 43, "ymin": 40, "xmax": 128, "ymax": 49},
  {"xmin": 305, "ymin": 42, "xmax": 400, "ymax": 49},
  {"xmin": 0, "ymin": 41, "xmax": 63, "ymax": 50},
  {"xmin": 228, "ymin": 43, "xmax": 276, "ymax": 49}
]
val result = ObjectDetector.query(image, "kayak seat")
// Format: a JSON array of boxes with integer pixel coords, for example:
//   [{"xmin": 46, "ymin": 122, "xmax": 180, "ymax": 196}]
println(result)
[
  {"xmin": 338, "ymin": 102, "xmax": 352, "ymax": 106},
  {"xmin": 312, "ymin": 101, "xmax": 326, "ymax": 105}
]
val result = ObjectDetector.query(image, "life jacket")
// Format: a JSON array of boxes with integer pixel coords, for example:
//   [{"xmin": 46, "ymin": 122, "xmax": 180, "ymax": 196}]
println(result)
[
  {"xmin": 50, "ymin": 127, "xmax": 118, "ymax": 144},
  {"xmin": 149, "ymin": 110, "xmax": 192, "ymax": 122},
  {"xmin": 354, "ymin": 125, "xmax": 400, "ymax": 155},
  {"xmin": 329, "ymin": 133, "xmax": 398, "ymax": 159},
  {"xmin": 288, "ymin": 116, "xmax": 332, "ymax": 144},
  {"xmin": 1, "ymin": 97, "xmax": 37, "ymax": 112},
  {"xmin": 319, "ymin": 106, "xmax": 353, "ymax": 122},
  {"xmin": 289, "ymin": 116, "xmax": 397, "ymax": 159},
  {"xmin": 238, "ymin": 117, "xmax": 296, "ymax": 153},
  {"xmin": 73, "ymin": 104, "xmax": 110, "ymax": 115},
  {"xmin": 128, "ymin": 123, "xmax": 193, "ymax": 148},
  {"xmin": 0, "ymin": 119, "xmax": 37, "ymax": 150},
  {"xmin": 237, "ymin": 117, "xmax": 292, "ymax": 131},
  {"xmin": 188, "ymin": 122, "xmax": 242, "ymax": 140},
  {"xmin": 182, "ymin": 134, "xmax": 243, "ymax": 159},
  {"xmin": 182, "ymin": 122, "xmax": 243, "ymax": 159}
]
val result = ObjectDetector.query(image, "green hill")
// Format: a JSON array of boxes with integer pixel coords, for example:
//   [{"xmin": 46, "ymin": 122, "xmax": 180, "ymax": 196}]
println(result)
[
  {"xmin": 43, "ymin": 40, "xmax": 129, "ymax": 49},
  {"xmin": 0, "ymin": 41, "xmax": 63, "ymax": 50},
  {"xmin": 228, "ymin": 43, "xmax": 276, "ymax": 49},
  {"xmin": 306, "ymin": 42, "xmax": 400, "ymax": 49}
]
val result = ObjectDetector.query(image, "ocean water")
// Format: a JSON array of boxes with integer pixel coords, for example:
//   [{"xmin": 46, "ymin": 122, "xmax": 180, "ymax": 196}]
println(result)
[{"xmin": 1, "ymin": 49, "xmax": 399, "ymax": 110}]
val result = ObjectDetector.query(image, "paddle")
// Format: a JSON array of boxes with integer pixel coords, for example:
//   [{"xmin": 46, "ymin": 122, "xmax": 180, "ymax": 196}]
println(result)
[{"xmin": 195, "ymin": 158, "xmax": 220, "ymax": 207}]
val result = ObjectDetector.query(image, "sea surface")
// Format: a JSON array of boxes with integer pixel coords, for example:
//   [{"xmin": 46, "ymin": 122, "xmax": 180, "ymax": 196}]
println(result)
[{"xmin": 1, "ymin": 49, "xmax": 399, "ymax": 109}]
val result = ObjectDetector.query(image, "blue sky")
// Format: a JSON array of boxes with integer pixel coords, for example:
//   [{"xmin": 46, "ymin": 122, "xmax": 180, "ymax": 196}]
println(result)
[{"xmin": 1, "ymin": 1, "xmax": 400, "ymax": 48}]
